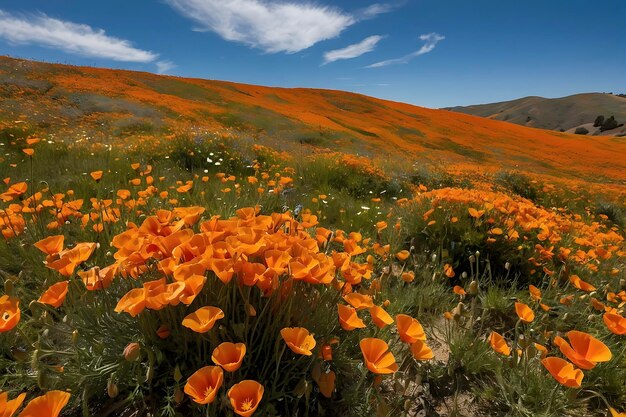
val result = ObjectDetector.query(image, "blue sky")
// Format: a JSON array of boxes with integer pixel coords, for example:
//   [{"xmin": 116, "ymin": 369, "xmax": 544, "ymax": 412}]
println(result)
[{"xmin": 0, "ymin": 0, "xmax": 624, "ymax": 108}]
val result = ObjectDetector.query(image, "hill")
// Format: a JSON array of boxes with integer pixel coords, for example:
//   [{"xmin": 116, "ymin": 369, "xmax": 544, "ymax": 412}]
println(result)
[
  {"xmin": 1, "ymin": 56, "xmax": 625, "ymax": 186},
  {"xmin": 1, "ymin": 57, "xmax": 625, "ymax": 417},
  {"xmin": 446, "ymin": 93, "xmax": 626, "ymax": 136}
]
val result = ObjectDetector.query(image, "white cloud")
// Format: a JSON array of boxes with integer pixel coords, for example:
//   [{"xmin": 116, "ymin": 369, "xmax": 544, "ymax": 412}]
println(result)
[
  {"xmin": 165, "ymin": 0, "xmax": 394, "ymax": 54},
  {"xmin": 156, "ymin": 60, "xmax": 176, "ymax": 74},
  {"xmin": 366, "ymin": 32, "xmax": 444, "ymax": 68},
  {"xmin": 356, "ymin": 3, "xmax": 397, "ymax": 20},
  {"xmin": 0, "ymin": 10, "xmax": 158, "ymax": 63},
  {"xmin": 323, "ymin": 35, "xmax": 384, "ymax": 65}
]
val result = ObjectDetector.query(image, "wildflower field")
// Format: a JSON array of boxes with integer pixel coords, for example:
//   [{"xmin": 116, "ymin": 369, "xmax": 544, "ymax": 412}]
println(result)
[{"xmin": 1, "ymin": 58, "xmax": 625, "ymax": 417}]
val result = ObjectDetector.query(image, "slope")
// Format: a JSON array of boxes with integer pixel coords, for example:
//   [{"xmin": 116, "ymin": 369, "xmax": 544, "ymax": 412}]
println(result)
[
  {"xmin": 1, "ymin": 56, "xmax": 625, "ymax": 185},
  {"xmin": 446, "ymin": 93, "xmax": 626, "ymax": 136}
]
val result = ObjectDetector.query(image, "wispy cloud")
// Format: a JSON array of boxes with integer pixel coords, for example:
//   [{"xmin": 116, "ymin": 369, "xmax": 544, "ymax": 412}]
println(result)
[
  {"xmin": 165, "ymin": 0, "xmax": 395, "ymax": 54},
  {"xmin": 156, "ymin": 60, "xmax": 176, "ymax": 74},
  {"xmin": 323, "ymin": 35, "xmax": 384, "ymax": 65},
  {"xmin": 366, "ymin": 32, "xmax": 444, "ymax": 68},
  {"xmin": 355, "ymin": 2, "xmax": 401, "ymax": 20},
  {"xmin": 0, "ymin": 10, "xmax": 158, "ymax": 63}
]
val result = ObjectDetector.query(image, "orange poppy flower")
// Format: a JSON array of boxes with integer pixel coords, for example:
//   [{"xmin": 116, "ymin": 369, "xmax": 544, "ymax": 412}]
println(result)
[
  {"xmin": 0, "ymin": 181, "xmax": 27, "ymax": 201},
  {"xmin": 178, "ymin": 275, "xmax": 207, "ymax": 305},
  {"xmin": 468, "ymin": 207, "xmax": 484, "ymax": 219},
  {"xmin": 396, "ymin": 314, "xmax": 426, "ymax": 343},
  {"xmin": 0, "ymin": 391, "xmax": 26, "ymax": 417},
  {"xmin": 212, "ymin": 342, "xmax": 246, "ymax": 371},
  {"xmin": 541, "ymin": 357, "xmax": 584, "ymax": 388},
  {"xmin": 227, "ymin": 380, "xmax": 264, "ymax": 417},
  {"xmin": 528, "ymin": 285, "xmax": 541, "ymax": 301},
  {"xmin": 337, "ymin": 304, "xmax": 366, "ymax": 331},
  {"xmin": 38, "ymin": 281, "xmax": 69, "ymax": 308},
  {"xmin": 22, "ymin": 148, "xmax": 34, "ymax": 156},
  {"xmin": 182, "ymin": 306, "xmax": 225, "ymax": 333},
  {"xmin": 555, "ymin": 330, "xmax": 612, "ymax": 370},
  {"xmin": 343, "ymin": 293, "xmax": 374, "ymax": 310},
  {"xmin": 489, "ymin": 331, "xmax": 511, "ymax": 356},
  {"xmin": 90, "ymin": 171, "xmax": 103, "ymax": 182},
  {"xmin": 360, "ymin": 338, "xmax": 399, "ymax": 374},
  {"xmin": 610, "ymin": 407, "xmax": 626, "ymax": 417},
  {"xmin": 443, "ymin": 264, "xmax": 455, "ymax": 278},
  {"xmin": 410, "ymin": 340, "xmax": 434, "ymax": 360},
  {"xmin": 280, "ymin": 327, "xmax": 316, "ymax": 356},
  {"xmin": 401, "ymin": 271, "xmax": 415, "ymax": 283},
  {"xmin": 395, "ymin": 250, "xmax": 410, "ymax": 261},
  {"xmin": 569, "ymin": 275, "xmax": 596, "ymax": 292},
  {"xmin": 603, "ymin": 312, "xmax": 626, "ymax": 335},
  {"xmin": 184, "ymin": 366, "xmax": 223, "ymax": 404},
  {"xmin": 34, "ymin": 235, "xmax": 64, "ymax": 256},
  {"xmin": 453, "ymin": 285, "xmax": 466, "ymax": 296},
  {"xmin": 17, "ymin": 390, "xmax": 71, "ymax": 417},
  {"xmin": 114, "ymin": 288, "xmax": 146, "ymax": 317},
  {"xmin": 369, "ymin": 305, "xmax": 394, "ymax": 328},
  {"xmin": 0, "ymin": 295, "xmax": 20, "ymax": 332},
  {"xmin": 514, "ymin": 302, "xmax": 535, "ymax": 323},
  {"xmin": 534, "ymin": 343, "xmax": 548, "ymax": 358}
]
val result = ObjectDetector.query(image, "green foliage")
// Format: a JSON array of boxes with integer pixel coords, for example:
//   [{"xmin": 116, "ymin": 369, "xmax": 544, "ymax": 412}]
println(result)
[
  {"xmin": 600, "ymin": 116, "xmax": 619, "ymax": 132},
  {"xmin": 593, "ymin": 115, "xmax": 605, "ymax": 127},
  {"xmin": 494, "ymin": 171, "xmax": 539, "ymax": 202}
]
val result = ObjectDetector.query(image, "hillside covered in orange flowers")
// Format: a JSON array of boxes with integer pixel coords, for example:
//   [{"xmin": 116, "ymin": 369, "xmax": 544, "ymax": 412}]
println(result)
[{"xmin": 1, "ymin": 55, "xmax": 625, "ymax": 188}]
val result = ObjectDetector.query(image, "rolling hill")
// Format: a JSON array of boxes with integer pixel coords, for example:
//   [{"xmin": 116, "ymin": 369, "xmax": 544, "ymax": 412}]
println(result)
[
  {"xmin": 446, "ymin": 93, "xmax": 626, "ymax": 136},
  {"xmin": 1, "ymin": 56, "xmax": 625, "ymax": 185}
]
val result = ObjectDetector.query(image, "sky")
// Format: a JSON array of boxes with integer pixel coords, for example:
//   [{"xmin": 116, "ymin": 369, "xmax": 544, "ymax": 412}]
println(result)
[{"xmin": 0, "ymin": 0, "xmax": 625, "ymax": 108}]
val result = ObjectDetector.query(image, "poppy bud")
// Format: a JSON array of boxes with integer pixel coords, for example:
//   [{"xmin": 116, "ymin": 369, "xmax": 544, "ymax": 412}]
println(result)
[
  {"xmin": 123, "ymin": 342, "xmax": 141, "ymax": 362},
  {"xmin": 431, "ymin": 253, "xmax": 437, "ymax": 263},
  {"xmin": 393, "ymin": 380, "xmax": 404, "ymax": 393},
  {"xmin": 42, "ymin": 329, "xmax": 49, "ymax": 338},
  {"xmin": 72, "ymin": 330, "xmax": 79, "ymax": 344},
  {"xmin": 246, "ymin": 303, "xmax": 257, "ymax": 317},
  {"xmin": 36, "ymin": 369, "xmax": 47, "ymax": 389},
  {"xmin": 451, "ymin": 302, "xmax": 465, "ymax": 317},
  {"xmin": 468, "ymin": 280, "xmax": 479, "ymax": 295},
  {"xmin": 587, "ymin": 314, "xmax": 595, "ymax": 322},
  {"xmin": 505, "ymin": 262, "xmax": 511, "ymax": 270},
  {"xmin": 156, "ymin": 324, "xmax": 170, "ymax": 339},
  {"xmin": 461, "ymin": 271, "xmax": 468, "ymax": 279},
  {"xmin": 321, "ymin": 344, "xmax": 333, "ymax": 361},
  {"xmin": 293, "ymin": 379, "xmax": 308, "ymax": 397},
  {"xmin": 30, "ymin": 349, "xmax": 39, "ymax": 370},
  {"xmin": 4, "ymin": 279, "xmax": 13, "ymax": 294},
  {"xmin": 475, "ymin": 251, "xmax": 480, "ymax": 257},
  {"xmin": 517, "ymin": 335, "xmax": 530, "ymax": 348},
  {"xmin": 469, "ymin": 255, "xmax": 475, "ymax": 263},
  {"xmin": 146, "ymin": 364, "xmax": 154, "ymax": 382},
  {"xmin": 107, "ymin": 379, "xmax": 119, "ymax": 398},
  {"xmin": 174, "ymin": 386, "xmax": 184, "ymax": 404},
  {"xmin": 174, "ymin": 365, "xmax": 183, "ymax": 382},
  {"xmin": 11, "ymin": 346, "xmax": 28, "ymax": 362},
  {"xmin": 620, "ymin": 279, "xmax": 625, "ymax": 289}
]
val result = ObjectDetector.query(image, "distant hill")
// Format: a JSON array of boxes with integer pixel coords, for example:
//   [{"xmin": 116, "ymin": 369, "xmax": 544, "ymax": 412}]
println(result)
[
  {"xmin": 1, "ymin": 56, "xmax": 625, "ymax": 184},
  {"xmin": 446, "ymin": 93, "xmax": 626, "ymax": 136}
]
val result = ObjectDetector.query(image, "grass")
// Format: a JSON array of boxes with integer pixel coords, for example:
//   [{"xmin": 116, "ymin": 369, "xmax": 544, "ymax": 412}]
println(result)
[{"xmin": 0, "ymin": 128, "xmax": 624, "ymax": 417}]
